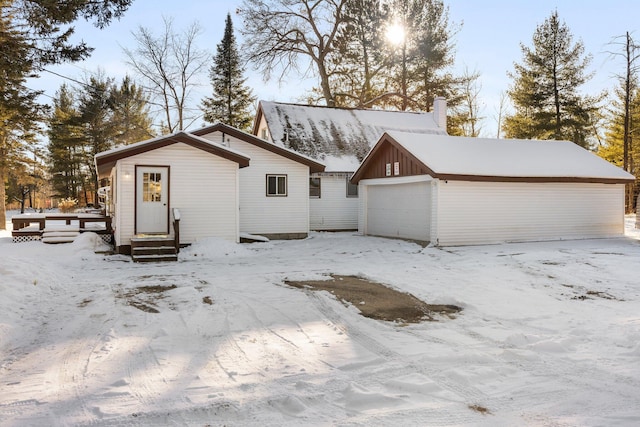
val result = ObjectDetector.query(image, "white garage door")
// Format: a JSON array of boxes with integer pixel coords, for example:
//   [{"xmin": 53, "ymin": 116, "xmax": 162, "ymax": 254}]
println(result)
[{"xmin": 366, "ymin": 181, "xmax": 430, "ymax": 242}]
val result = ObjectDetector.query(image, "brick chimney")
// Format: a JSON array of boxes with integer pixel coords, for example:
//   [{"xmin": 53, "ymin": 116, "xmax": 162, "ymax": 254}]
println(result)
[{"xmin": 433, "ymin": 96, "xmax": 447, "ymax": 131}]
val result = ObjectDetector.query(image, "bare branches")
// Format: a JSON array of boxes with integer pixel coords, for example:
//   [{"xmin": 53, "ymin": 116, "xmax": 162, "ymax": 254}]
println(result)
[
  {"xmin": 239, "ymin": 0, "xmax": 347, "ymax": 106},
  {"xmin": 122, "ymin": 17, "xmax": 209, "ymax": 132}
]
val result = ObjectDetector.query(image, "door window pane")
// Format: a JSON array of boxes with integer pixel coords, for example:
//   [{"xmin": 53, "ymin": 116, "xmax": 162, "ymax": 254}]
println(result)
[{"xmin": 143, "ymin": 172, "xmax": 162, "ymax": 202}]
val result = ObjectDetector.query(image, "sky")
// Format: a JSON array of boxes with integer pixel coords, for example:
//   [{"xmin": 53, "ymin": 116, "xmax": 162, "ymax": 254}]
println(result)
[{"xmin": 27, "ymin": 0, "xmax": 640, "ymax": 137}]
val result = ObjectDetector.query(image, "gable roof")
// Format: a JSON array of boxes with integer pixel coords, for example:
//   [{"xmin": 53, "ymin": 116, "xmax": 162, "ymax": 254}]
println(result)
[
  {"xmin": 352, "ymin": 131, "xmax": 635, "ymax": 184},
  {"xmin": 191, "ymin": 122, "xmax": 325, "ymax": 173},
  {"xmin": 253, "ymin": 101, "xmax": 446, "ymax": 167},
  {"xmin": 95, "ymin": 131, "xmax": 251, "ymax": 179}
]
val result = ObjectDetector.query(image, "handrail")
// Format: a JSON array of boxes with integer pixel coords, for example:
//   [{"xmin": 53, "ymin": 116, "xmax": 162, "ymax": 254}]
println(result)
[{"xmin": 172, "ymin": 208, "xmax": 181, "ymax": 253}]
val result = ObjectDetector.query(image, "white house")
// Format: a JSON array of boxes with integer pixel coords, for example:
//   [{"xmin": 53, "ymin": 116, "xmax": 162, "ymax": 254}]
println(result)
[
  {"xmin": 351, "ymin": 131, "xmax": 635, "ymax": 246},
  {"xmin": 96, "ymin": 124, "xmax": 326, "ymax": 256},
  {"xmin": 95, "ymin": 131, "xmax": 250, "ymax": 254},
  {"xmin": 191, "ymin": 123, "xmax": 325, "ymax": 240},
  {"xmin": 253, "ymin": 99, "xmax": 448, "ymax": 230}
]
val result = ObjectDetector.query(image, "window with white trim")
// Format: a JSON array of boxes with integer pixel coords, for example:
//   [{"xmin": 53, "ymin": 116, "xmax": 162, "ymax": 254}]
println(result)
[
  {"xmin": 309, "ymin": 177, "xmax": 321, "ymax": 198},
  {"xmin": 266, "ymin": 174, "xmax": 287, "ymax": 196}
]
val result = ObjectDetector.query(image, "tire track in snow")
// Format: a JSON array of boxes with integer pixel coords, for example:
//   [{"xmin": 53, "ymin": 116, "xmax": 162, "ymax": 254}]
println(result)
[{"xmin": 300, "ymin": 289, "xmax": 495, "ymax": 422}]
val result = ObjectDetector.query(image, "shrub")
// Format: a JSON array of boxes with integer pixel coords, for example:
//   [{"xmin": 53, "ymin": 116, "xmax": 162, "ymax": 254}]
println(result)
[{"xmin": 58, "ymin": 197, "xmax": 78, "ymax": 213}]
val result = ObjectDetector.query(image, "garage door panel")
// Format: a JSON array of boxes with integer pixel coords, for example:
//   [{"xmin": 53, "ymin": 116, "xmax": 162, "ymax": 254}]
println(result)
[{"xmin": 366, "ymin": 182, "xmax": 430, "ymax": 242}]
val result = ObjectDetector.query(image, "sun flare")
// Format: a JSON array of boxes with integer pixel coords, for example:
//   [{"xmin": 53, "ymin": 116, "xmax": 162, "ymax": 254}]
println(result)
[{"xmin": 385, "ymin": 23, "xmax": 405, "ymax": 46}]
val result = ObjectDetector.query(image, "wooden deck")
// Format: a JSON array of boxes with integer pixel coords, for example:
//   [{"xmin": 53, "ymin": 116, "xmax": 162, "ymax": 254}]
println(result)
[{"xmin": 11, "ymin": 213, "xmax": 113, "ymax": 243}]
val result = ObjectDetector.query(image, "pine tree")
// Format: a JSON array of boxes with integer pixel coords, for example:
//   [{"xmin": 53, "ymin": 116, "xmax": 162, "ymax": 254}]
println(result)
[
  {"xmin": 503, "ymin": 11, "xmax": 600, "ymax": 147},
  {"xmin": 382, "ymin": 0, "xmax": 459, "ymax": 112},
  {"xmin": 201, "ymin": 13, "xmax": 255, "ymax": 131},
  {"xmin": 0, "ymin": 7, "xmax": 45, "ymax": 227},
  {"xmin": 47, "ymin": 84, "xmax": 85, "ymax": 200},
  {"xmin": 1, "ymin": 0, "xmax": 133, "ymax": 228},
  {"xmin": 330, "ymin": 0, "xmax": 390, "ymax": 107},
  {"xmin": 109, "ymin": 76, "xmax": 155, "ymax": 145}
]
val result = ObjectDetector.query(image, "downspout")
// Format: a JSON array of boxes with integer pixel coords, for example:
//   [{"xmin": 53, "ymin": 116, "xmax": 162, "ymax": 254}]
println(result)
[{"xmin": 430, "ymin": 179, "xmax": 440, "ymax": 246}]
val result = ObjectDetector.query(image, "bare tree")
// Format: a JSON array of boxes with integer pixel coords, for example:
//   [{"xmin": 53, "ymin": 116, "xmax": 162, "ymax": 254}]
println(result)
[
  {"xmin": 494, "ymin": 91, "xmax": 508, "ymax": 139},
  {"xmin": 122, "ymin": 17, "xmax": 209, "ymax": 132},
  {"xmin": 454, "ymin": 67, "xmax": 483, "ymax": 137},
  {"xmin": 239, "ymin": 0, "xmax": 347, "ymax": 107}
]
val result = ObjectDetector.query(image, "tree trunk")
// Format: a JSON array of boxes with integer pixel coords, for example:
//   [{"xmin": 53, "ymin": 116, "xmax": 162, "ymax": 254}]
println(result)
[
  {"xmin": 0, "ymin": 160, "xmax": 6, "ymax": 231},
  {"xmin": 624, "ymin": 32, "xmax": 632, "ymax": 213}
]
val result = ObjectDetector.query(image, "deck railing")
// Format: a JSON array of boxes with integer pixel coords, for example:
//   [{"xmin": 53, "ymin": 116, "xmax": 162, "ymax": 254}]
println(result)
[{"xmin": 172, "ymin": 208, "xmax": 181, "ymax": 253}]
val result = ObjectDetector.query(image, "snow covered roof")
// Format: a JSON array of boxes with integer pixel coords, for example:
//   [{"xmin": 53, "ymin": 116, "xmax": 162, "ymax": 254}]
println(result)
[
  {"xmin": 255, "ymin": 101, "xmax": 446, "ymax": 170},
  {"xmin": 95, "ymin": 131, "xmax": 251, "ymax": 178},
  {"xmin": 353, "ymin": 131, "xmax": 635, "ymax": 183},
  {"xmin": 191, "ymin": 123, "xmax": 325, "ymax": 173}
]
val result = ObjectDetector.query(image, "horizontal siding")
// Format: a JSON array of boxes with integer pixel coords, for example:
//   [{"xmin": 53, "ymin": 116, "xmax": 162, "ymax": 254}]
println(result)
[
  {"xmin": 115, "ymin": 143, "xmax": 239, "ymax": 246},
  {"xmin": 310, "ymin": 175, "xmax": 358, "ymax": 230},
  {"xmin": 366, "ymin": 181, "xmax": 430, "ymax": 241},
  {"xmin": 436, "ymin": 181, "xmax": 625, "ymax": 246},
  {"xmin": 204, "ymin": 132, "xmax": 310, "ymax": 235}
]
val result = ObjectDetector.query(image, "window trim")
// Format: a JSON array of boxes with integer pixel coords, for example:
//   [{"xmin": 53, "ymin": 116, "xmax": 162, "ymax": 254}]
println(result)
[
  {"xmin": 346, "ymin": 177, "xmax": 358, "ymax": 198},
  {"xmin": 309, "ymin": 177, "xmax": 321, "ymax": 199},
  {"xmin": 266, "ymin": 174, "xmax": 288, "ymax": 197}
]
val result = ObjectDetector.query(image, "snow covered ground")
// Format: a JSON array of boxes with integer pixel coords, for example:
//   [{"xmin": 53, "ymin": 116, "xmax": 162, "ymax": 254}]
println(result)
[{"xmin": 1, "ymin": 212, "xmax": 639, "ymax": 426}]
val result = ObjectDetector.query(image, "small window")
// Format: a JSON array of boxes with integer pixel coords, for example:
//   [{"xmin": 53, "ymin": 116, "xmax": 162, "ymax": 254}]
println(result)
[
  {"xmin": 309, "ymin": 177, "xmax": 321, "ymax": 198},
  {"xmin": 261, "ymin": 128, "xmax": 270, "ymax": 140},
  {"xmin": 346, "ymin": 177, "xmax": 358, "ymax": 197},
  {"xmin": 267, "ymin": 174, "xmax": 287, "ymax": 196}
]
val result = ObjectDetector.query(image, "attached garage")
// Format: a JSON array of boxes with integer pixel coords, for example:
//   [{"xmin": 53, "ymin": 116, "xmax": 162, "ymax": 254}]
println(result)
[{"xmin": 352, "ymin": 131, "xmax": 635, "ymax": 246}]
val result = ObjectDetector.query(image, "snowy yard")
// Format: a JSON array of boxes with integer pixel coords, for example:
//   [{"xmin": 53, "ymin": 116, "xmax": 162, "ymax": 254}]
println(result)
[{"xmin": 1, "ymin": 213, "xmax": 639, "ymax": 426}]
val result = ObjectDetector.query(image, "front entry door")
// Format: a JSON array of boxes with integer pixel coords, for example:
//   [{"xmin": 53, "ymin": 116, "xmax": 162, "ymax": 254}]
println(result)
[{"xmin": 136, "ymin": 166, "xmax": 169, "ymax": 234}]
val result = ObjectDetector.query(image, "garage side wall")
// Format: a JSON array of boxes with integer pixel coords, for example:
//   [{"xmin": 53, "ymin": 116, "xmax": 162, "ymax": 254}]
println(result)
[{"xmin": 435, "ymin": 181, "xmax": 626, "ymax": 246}]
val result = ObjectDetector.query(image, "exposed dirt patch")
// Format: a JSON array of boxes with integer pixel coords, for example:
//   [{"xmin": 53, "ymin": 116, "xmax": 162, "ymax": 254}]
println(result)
[
  {"xmin": 77, "ymin": 298, "xmax": 92, "ymax": 308},
  {"xmin": 562, "ymin": 284, "xmax": 621, "ymax": 301},
  {"xmin": 572, "ymin": 290, "xmax": 619, "ymax": 301},
  {"xmin": 285, "ymin": 275, "xmax": 461, "ymax": 323},
  {"xmin": 468, "ymin": 404, "xmax": 491, "ymax": 415},
  {"xmin": 116, "ymin": 284, "xmax": 178, "ymax": 313},
  {"xmin": 202, "ymin": 296, "xmax": 213, "ymax": 305}
]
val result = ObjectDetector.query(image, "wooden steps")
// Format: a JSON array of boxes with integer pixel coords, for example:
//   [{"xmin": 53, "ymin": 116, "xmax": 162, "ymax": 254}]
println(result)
[
  {"xmin": 131, "ymin": 235, "xmax": 177, "ymax": 262},
  {"xmin": 42, "ymin": 227, "xmax": 80, "ymax": 244}
]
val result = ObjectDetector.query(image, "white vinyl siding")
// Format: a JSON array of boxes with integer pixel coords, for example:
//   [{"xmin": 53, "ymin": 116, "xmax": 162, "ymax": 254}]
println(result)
[
  {"xmin": 435, "ymin": 181, "xmax": 626, "ymax": 246},
  {"xmin": 114, "ymin": 143, "xmax": 239, "ymax": 246},
  {"xmin": 201, "ymin": 131, "xmax": 310, "ymax": 236},
  {"xmin": 310, "ymin": 174, "xmax": 359, "ymax": 230}
]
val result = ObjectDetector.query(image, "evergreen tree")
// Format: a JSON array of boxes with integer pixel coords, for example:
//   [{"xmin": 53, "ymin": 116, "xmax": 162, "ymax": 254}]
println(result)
[
  {"xmin": 503, "ymin": 11, "xmax": 600, "ymax": 147},
  {"xmin": 109, "ymin": 76, "xmax": 155, "ymax": 144},
  {"xmin": 47, "ymin": 84, "xmax": 85, "ymax": 200},
  {"xmin": 77, "ymin": 76, "xmax": 119, "ymax": 205},
  {"xmin": 201, "ymin": 13, "xmax": 256, "ymax": 131},
  {"xmin": 0, "ymin": 6, "xmax": 45, "ymax": 226},
  {"xmin": 382, "ymin": 0, "xmax": 459, "ymax": 112},
  {"xmin": 598, "ymin": 87, "xmax": 640, "ymax": 210},
  {"xmin": 1, "ymin": 0, "xmax": 133, "ymax": 228},
  {"xmin": 330, "ymin": 0, "xmax": 390, "ymax": 107}
]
